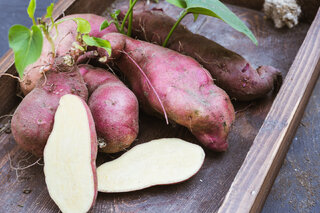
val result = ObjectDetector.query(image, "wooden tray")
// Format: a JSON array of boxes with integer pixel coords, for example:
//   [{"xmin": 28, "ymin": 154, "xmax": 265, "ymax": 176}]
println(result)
[{"xmin": 0, "ymin": 0, "xmax": 319, "ymax": 212}]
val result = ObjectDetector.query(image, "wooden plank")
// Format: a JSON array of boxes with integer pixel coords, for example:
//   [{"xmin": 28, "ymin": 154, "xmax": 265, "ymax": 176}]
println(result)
[{"xmin": 218, "ymin": 8, "xmax": 320, "ymax": 213}]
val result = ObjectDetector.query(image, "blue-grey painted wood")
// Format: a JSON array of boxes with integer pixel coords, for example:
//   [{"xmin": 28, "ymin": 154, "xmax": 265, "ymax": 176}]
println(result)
[{"xmin": 0, "ymin": 0, "xmax": 54, "ymax": 56}]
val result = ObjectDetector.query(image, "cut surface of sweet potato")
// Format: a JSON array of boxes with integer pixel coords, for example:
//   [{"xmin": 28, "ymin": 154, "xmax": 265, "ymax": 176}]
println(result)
[
  {"xmin": 43, "ymin": 94, "xmax": 98, "ymax": 213},
  {"xmin": 97, "ymin": 138, "xmax": 205, "ymax": 193}
]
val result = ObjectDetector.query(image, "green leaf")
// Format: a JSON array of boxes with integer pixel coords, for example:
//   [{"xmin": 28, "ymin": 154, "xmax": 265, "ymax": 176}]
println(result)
[
  {"xmin": 193, "ymin": 13, "xmax": 199, "ymax": 22},
  {"xmin": 27, "ymin": 0, "xmax": 36, "ymax": 24},
  {"xmin": 82, "ymin": 35, "xmax": 111, "ymax": 56},
  {"xmin": 8, "ymin": 25, "xmax": 43, "ymax": 78},
  {"xmin": 45, "ymin": 3, "xmax": 54, "ymax": 18},
  {"xmin": 111, "ymin": 9, "xmax": 120, "ymax": 19},
  {"xmin": 73, "ymin": 18, "xmax": 91, "ymax": 34},
  {"xmin": 184, "ymin": 0, "xmax": 257, "ymax": 45},
  {"xmin": 166, "ymin": 0, "xmax": 187, "ymax": 8},
  {"xmin": 100, "ymin": 20, "xmax": 111, "ymax": 31}
]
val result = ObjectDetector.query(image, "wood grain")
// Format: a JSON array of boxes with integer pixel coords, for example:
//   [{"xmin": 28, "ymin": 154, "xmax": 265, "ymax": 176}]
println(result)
[
  {"xmin": 0, "ymin": 0, "xmax": 314, "ymax": 212},
  {"xmin": 218, "ymin": 8, "xmax": 320, "ymax": 213}
]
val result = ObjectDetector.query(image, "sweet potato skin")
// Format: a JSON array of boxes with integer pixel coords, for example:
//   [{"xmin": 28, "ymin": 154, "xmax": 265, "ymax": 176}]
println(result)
[
  {"xmin": 101, "ymin": 33, "xmax": 235, "ymax": 151},
  {"xmin": 120, "ymin": 7, "xmax": 282, "ymax": 101},
  {"xmin": 79, "ymin": 64, "xmax": 139, "ymax": 153},
  {"xmin": 11, "ymin": 68, "xmax": 88, "ymax": 157},
  {"xmin": 20, "ymin": 14, "xmax": 117, "ymax": 95},
  {"xmin": 78, "ymin": 64, "xmax": 120, "ymax": 94}
]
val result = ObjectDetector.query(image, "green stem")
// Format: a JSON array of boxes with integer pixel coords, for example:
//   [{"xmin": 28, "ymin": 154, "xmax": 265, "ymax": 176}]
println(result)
[
  {"xmin": 162, "ymin": 10, "xmax": 187, "ymax": 47},
  {"xmin": 127, "ymin": 0, "xmax": 133, "ymax": 36},
  {"xmin": 120, "ymin": 0, "xmax": 139, "ymax": 34},
  {"xmin": 50, "ymin": 17, "xmax": 59, "ymax": 40},
  {"xmin": 32, "ymin": 17, "xmax": 37, "ymax": 26},
  {"xmin": 42, "ymin": 28, "xmax": 55, "ymax": 58}
]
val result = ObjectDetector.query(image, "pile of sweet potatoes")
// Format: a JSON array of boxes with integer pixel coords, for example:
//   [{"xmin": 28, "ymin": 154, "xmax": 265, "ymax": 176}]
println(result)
[{"xmin": 8, "ymin": 5, "xmax": 282, "ymax": 212}]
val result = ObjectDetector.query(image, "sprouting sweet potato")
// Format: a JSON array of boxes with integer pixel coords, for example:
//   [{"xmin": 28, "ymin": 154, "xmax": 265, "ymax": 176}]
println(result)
[
  {"xmin": 98, "ymin": 138, "xmax": 205, "ymax": 192},
  {"xmin": 99, "ymin": 33, "xmax": 235, "ymax": 151},
  {"xmin": 78, "ymin": 64, "xmax": 139, "ymax": 153},
  {"xmin": 44, "ymin": 94, "xmax": 97, "ymax": 213},
  {"xmin": 11, "ymin": 67, "xmax": 88, "ymax": 156},
  {"xmin": 119, "ymin": 6, "xmax": 282, "ymax": 101},
  {"xmin": 20, "ymin": 14, "xmax": 117, "ymax": 95}
]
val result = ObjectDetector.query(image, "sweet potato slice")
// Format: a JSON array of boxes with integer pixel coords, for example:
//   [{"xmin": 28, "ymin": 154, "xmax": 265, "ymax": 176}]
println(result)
[
  {"xmin": 43, "ymin": 94, "xmax": 98, "ymax": 213},
  {"xmin": 97, "ymin": 138, "xmax": 205, "ymax": 193}
]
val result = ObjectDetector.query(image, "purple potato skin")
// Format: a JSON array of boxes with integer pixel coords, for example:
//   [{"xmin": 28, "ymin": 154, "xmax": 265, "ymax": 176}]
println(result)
[
  {"xmin": 79, "ymin": 64, "xmax": 139, "ymax": 153},
  {"xmin": 99, "ymin": 33, "xmax": 235, "ymax": 151},
  {"xmin": 12, "ymin": 68, "xmax": 88, "ymax": 157}
]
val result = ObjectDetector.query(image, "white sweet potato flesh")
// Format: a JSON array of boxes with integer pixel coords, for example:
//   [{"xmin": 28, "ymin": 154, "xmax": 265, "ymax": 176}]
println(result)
[
  {"xmin": 43, "ymin": 94, "xmax": 98, "ymax": 213},
  {"xmin": 97, "ymin": 138, "xmax": 205, "ymax": 193}
]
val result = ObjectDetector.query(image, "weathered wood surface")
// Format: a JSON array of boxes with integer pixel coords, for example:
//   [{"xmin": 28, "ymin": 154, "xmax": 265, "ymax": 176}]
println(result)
[
  {"xmin": 219, "ymin": 8, "xmax": 320, "ymax": 213},
  {"xmin": 263, "ymin": 71, "xmax": 320, "ymax": 212},
  {"xmin": 0, "ymin": 0, "xmax": 313, "ymax": 212}
]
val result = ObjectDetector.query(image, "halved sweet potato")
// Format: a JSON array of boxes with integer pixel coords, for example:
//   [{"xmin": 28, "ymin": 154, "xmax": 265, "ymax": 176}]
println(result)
[
  {"xmin": 43, "ymin": 94, "xmax": 97, "ymax": 213},
  {"xmin": 97, "ymin": 138, "xmax": 205, "ymax": 193}
]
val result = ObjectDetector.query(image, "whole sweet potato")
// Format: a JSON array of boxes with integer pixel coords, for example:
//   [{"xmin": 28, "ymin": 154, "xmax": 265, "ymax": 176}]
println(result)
[
  {"xmin": 100, "ymin": 33, "xmax": 235, "ymax": 151},
  {"xmin": 20, "ymin": 14, "xmax": 117, "ymax": 95},
  {"xmin": 120, "ymin": 7, "xmax": 282, "ymax": 101},
  {"xmin": 11, "ymin": 67, "xmax": 88, "ymax": 156},
  {"xmin": 78, "ymin": 64, "xmax": 139, "ymax": 153}
]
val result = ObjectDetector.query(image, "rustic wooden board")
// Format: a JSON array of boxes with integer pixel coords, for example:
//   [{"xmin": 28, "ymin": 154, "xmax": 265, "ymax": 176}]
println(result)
[
  {"xmin": 263, "ymin": 74, "xmax": 320, "ymax": 212},
  {"xmin": 219, "ymin": 8, "xmax": 320, "ymax": 213},
  {"xmin": 0, "ymin": 0, "xmax": 314, "ymax": 212}
]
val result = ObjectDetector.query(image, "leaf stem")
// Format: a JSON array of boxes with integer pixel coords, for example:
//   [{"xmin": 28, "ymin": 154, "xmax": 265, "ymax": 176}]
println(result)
[
  {"xmin": 42, "ymin": 28, "xmax": 55, "ymax": 58},
  {"xmin": 120, "ymin": 0, "xmax": 139, "ymax": 34},
  {"xmin": 127, "ymin": 0, "xmax": 133, "ymax": 36},
  {"xmin": 50, "ymin": 17, "xmax": 58, "ymax": 40},
  {"xmin": 32, "ymin": 18, "xmax": 37, "ymax": 26},
  {"xmin": 163, "ymin": 10, "xmax": 187, "ymax": 47}
]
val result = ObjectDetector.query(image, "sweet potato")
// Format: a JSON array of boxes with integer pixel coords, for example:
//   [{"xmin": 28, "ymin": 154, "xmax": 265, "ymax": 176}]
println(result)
[
  {"xmin": 99, "ymin": 33, "xmax": 235, "ymax": 151},
  {"xmin": 20, "ymin": 14, "xmax": 117, "ymax": 95},
  {"xmin": 11, "ymin": 67, "xmax": 88, "ymax": 156},
  {"xmin": 78, "ymin": 64, "xmax": 139, "ymax": 153},
  {"xmin": 98, "ymin": 138, "xmax": 205, "ymax": 192},
  {"xmin": 44, "ymin": 94, "xmax": 97, "ymax": 213},
  {"xmin": 120, "ymin": 6, "xmax": 282, "ymax": 101}
]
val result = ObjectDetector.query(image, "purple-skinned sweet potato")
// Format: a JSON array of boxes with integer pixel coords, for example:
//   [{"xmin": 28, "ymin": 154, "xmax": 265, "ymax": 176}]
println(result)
[
  {"xmin": 11, "ymin": 67, "xmax": 88, "ymax": 157},
  {"xmin": 78, "ymin": 64, "xmax": 139, "ymax": 153},
  {"xmin": 20, "ymin": 14, "xmax": 117, "ymax": 95},
  {"xmin": 99, "ymin": 33, "xmax": 235, "ymax": 151},
  {"xmin": 119, "ymin": 6, "xmax": 282, "ymax": 101}
]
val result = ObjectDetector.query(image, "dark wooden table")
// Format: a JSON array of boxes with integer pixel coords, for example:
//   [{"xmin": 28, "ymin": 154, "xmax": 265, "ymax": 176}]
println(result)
[{"xmin": 0, "ymin": 0, "xmax": 319, "ymax": 212}]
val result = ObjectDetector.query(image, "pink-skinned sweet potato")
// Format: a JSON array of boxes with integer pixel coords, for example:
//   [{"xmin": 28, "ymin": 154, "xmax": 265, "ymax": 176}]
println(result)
[
  {"xmin": 99, "ymin": 33, "xmax": 235, "ymax": 151},
  {"xmin": 119, "ymin": 6, "xmax": 282, "ymax": 101},
  {"xmin": 78, "ymin": 64, "xmax": 139, "ymax": 153},
  {"xmin": 44, "ymin": 94, "xmax": 97, "ymax": 213},
  {"xmin": 20, "ymin": 14, "xmax": 117, "ymax": 95},
  {"xmin": 11, "ymin": 67, "xmax": 88, "ymax": 157}
]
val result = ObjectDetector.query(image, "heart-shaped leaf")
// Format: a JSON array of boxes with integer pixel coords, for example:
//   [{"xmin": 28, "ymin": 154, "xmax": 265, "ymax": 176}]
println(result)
[
  {"xmin": 73, "ymin": 18, "xmax": 91, "ymax": 34},
  {"xmin": 8, "ymin": 25, "xmax": 43, "ymax": 78}
]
